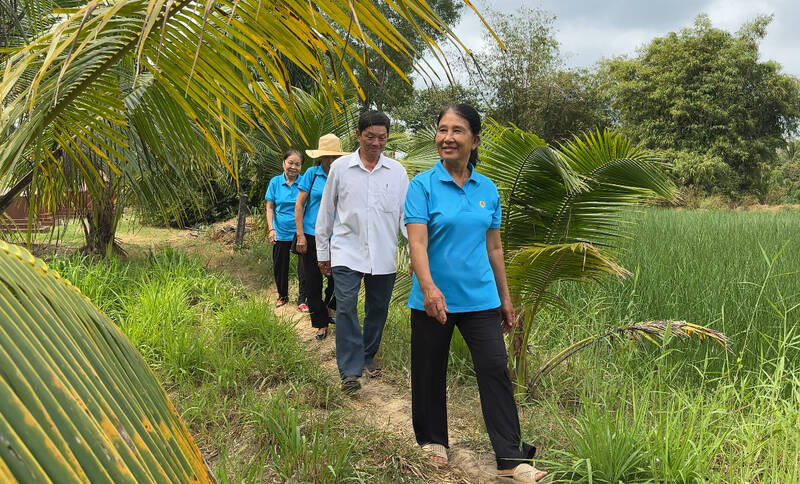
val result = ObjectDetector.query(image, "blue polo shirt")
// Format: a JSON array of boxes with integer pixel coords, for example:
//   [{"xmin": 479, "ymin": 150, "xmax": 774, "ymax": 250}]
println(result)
[
  {"xmin": 297, "ymin": 165, "xmax": 328, "ymax": 236},
  {"xmin": 404, "ymin": 161, "xmax": 503, "ymax": 313},
  {"xmin": 264, "ymin": 174, "xmax": 300, "ymax": 241}
]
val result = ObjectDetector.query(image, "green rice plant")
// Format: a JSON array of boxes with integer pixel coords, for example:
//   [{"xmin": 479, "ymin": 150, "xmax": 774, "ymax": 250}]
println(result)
[
  {"xmin": 549, "ymin": 395, "xmax": 650, "ymax": 483},
  {"xmin": 556, "ymin": 208, "xmax": 800, "ymax": 375},
  {"xmin": 122, "ymin": 278, "xmax": 210, "ymax": 380},
  {"xmin": 645, "ymin": 389, "xmax": 728, "ymax": 483},
  {"xmin": 529, "ymin": 320, "xmax": 729, "ymax": 392},
  {"xmin": 248, "ymin": 385, "xmax": 359, "ymax": 483}
]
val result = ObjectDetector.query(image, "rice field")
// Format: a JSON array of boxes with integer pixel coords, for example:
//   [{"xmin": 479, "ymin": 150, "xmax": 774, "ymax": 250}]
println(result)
[{"xmin": 382, "ymin": 207, "xmax": 800, "ymax": 482}]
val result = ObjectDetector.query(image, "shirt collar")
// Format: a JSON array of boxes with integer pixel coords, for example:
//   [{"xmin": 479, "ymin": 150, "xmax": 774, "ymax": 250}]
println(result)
[
  {"xmin": 312, "ymin": 165, "xmax": 328, "ymax": 178},
  {"xmin": 348, "ymin": 148, "xmax": 390, "ymax": 171},
  {"xmin": 281, "ymin": 173, "xmax": 298, "ymax": 186},
  {"xmin": 434, "ymin": 160, "xmax": 480, "ymax": 185}
]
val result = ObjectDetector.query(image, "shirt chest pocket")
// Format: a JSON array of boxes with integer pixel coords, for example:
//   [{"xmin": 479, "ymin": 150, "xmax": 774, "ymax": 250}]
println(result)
[
  {"xmin": 368, "ymin": 185, "xmax": 399, "ymax": 213},
  {"xmin": 380, "ymin": 192, "xmax": 400, "ymax": 213}
]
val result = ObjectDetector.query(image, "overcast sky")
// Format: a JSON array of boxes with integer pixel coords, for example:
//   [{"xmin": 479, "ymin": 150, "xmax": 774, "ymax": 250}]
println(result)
[{"xmin": 419, "ymin": 0, "xmax": 799, "ymax": 85}]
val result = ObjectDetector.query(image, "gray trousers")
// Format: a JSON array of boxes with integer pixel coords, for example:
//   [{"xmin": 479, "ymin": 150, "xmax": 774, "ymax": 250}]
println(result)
[{"xmin": 331, "ymin": 266, "xmax": 395, "ymax": 378}]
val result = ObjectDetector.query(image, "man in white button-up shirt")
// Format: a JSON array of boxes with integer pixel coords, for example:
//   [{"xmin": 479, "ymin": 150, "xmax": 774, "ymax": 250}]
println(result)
[{"xmin": 315, "ymin": 111, "xmax": 409, "ymax": 392}]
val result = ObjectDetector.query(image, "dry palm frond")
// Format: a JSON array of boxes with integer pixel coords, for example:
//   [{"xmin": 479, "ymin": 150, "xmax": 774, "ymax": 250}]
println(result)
[{"xmin": 528, "ymin": 320, "xmax": 730, "ymax": 392}]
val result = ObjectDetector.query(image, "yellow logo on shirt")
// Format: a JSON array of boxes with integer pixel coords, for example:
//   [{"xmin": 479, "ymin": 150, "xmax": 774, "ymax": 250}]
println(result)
[{"xmin": 479, "ymin": 200, "xmax": 486, "ymax": 208}]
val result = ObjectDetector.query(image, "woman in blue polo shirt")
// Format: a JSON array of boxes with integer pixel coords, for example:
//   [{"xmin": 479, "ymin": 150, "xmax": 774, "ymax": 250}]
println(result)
[
  {"xmin": 294, "ymin": 134, "xmax": 347, "ymax": 340},
  {"xmin": 404, "ymin": 105, "xmax": 546, "ymax": 482},
  {"xmin": 265, "ymin": 149, "xmax": 306, "ymax": 309}
]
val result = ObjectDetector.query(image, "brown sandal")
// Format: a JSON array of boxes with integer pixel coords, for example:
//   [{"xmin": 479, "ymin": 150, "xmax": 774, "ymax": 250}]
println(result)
[
  {"xmin": 421, "ymin": 443, "xmax": 448, "ymax": 467},
  {"xmin": 498, "ymin": 463, "xmax": 547, "ymax": 482},
  {"xmin": 363, "ymin": 361, "xmax": 382, "ymax": 378}
]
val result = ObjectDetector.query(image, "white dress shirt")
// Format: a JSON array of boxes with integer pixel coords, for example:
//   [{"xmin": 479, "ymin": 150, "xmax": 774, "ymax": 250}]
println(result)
[{"xmin": 315, "ymin": 149, "xmax": 409, "ymax": 275}]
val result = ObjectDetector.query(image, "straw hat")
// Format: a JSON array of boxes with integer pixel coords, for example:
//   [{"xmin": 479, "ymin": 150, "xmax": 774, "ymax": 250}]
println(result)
[{"xmin": 305, "ymin": 133, "xmax": 348, "ymax": 158}]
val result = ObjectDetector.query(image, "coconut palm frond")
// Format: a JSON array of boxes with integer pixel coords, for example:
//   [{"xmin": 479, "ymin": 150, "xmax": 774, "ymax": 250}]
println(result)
[
  {"xmin": 507, "ymin": 242, "xmax": 631, "ymax": 305},
  {"xmin": 1, "ymin": 0, "xmax": 476, "ymax": 182},
  {"xmin": 397, "ymin": 125, "xmax": 439, "ymax": 174},
  {"xmin": 546, "ymin": 129, "xmax": 677, "ymax": 247},
  {"xmin": 479, "ymin": 121, "xmax": 586, "ymax": 252},
  {"xmin": 528, "ymin": 320, "xmax": 730, "ymax": 392},
  {"xmin": 0, "ymin": 240, "xmax": 214, "ymax": 482},
  {"xmin": 252, "ymin": 86, "xmax": 361, "ymax": 173}
]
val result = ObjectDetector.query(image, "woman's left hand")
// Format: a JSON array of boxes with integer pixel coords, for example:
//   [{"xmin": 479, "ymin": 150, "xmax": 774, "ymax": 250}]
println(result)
[{"xmin": 500, "ymin": 300, "xmax": 515, "ymax": 334}]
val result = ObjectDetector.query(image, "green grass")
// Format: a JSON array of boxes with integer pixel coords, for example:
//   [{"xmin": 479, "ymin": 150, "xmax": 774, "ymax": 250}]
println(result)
[
  {"xmin": 379, "ymin": 208, "xmax": 800, "ymax": 482},
  {"xmin": 528, "ymin": 208, "xmax": 800, "ymax": 482},
  {"xmin": 49, "ymin": 249, "xmax": 431, "ymax": 483},
  {"xmin": 559, "ymin": 209, "xmax": 799, "ymax": 365}
]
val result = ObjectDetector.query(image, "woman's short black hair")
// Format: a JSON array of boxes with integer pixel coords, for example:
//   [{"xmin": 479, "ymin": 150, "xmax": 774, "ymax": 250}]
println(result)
[
  {"xmin": 438, "ymin": 104, "xmax": 482, "ymax": 166},
  {"xmin": 358, "ymin": 110, "xmax": 391, "ymax": 134},
  {"xmin": 282, "ymin": 149, "xmax": 303, "ymax": 161}
]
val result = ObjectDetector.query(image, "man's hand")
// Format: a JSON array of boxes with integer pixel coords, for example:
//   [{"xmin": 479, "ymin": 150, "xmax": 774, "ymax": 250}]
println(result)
[
  {"xmin": 268, "ymin": 230, "xmax": 277, "ymax": 244},
  {"xmin": 422, "ymin": 285, "xmax": 448, "ymax": 324},
  {"xmin": 318, "ymin": 260, "xmax": 331, "ymax": 276}
]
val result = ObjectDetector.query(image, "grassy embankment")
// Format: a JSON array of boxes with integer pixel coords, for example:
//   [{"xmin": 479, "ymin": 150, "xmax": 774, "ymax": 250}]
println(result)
[
  {"xmin": 50, "ymin": 248, "xmax": 432, "ymax": 483},
  {"xmin": 46, "ymin": 207, "xmax": 799, "ymax": 482}
]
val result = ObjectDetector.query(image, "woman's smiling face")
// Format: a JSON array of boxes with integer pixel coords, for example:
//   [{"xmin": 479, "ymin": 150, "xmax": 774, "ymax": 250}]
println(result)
[
  {"xmin": 435, "ymin": 109, "xmax": 479, "ymax": 164},
  {"xmin": 283, "ymin": 153, "xmax": 302, "ymax": 178}
]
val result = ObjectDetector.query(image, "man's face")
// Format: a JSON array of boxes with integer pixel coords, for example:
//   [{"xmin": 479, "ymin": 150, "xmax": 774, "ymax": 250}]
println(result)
[{"xmin": 357, "ymin": 125, "xmax": 388, "ymax": 158}]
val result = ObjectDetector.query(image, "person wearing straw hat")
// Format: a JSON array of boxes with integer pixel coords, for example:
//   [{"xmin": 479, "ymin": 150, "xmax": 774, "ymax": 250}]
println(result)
[
  {"xmin": 315, "ymin": 111, "xmax": 409, "ymax": 393},
  {"xmin": 294, "ymin": 133, "xmax": 349, "ymax": 340}
]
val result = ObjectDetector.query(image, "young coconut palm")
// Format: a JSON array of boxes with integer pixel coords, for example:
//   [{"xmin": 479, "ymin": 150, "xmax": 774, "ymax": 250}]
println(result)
[
  {"xmin": 479, "ymin": 124, "xmax": 680, "ymax": 391},
  {"xmin": 1, "ymin": 0, "xmax": 495, "ymax": 210}
]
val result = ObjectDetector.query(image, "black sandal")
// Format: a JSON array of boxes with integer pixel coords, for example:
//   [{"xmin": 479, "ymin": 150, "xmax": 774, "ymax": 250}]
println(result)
[
  {"xmin": 315, "ymin": 328, "xmax": 327, "ymax": 340},
  {"xmin": 363, "ymin": 361, "xmax": 382, "ymax": 378}
]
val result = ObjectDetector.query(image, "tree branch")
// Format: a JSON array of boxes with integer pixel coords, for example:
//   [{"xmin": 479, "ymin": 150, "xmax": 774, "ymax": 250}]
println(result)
[{"xmin": 0, "ymin": 170, "xmax": 33, "ymax": 213}]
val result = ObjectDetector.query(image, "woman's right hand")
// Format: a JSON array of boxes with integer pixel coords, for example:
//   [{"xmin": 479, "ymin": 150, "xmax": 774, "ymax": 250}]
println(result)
[
  {"xmin": 295, "ymin": 234, "xmax": 307, "ymax": 254},
  {"xmin": 268, "ymin": 230, "xmax": 277, "ymax": 244},
  {"xmin": 422, "ymin": 284, "xmax": 448, "ymax": 324}
]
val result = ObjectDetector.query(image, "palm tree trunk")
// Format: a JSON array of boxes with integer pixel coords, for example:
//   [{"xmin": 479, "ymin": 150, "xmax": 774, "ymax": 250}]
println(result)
[{"xmin": 234, "ymin": 191, "xmax": 248, "ymax": 246}]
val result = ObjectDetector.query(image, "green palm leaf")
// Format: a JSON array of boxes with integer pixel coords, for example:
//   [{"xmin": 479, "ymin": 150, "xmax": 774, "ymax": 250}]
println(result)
[
  {"xmin": 0, "ymin": 240, "xmax": 214, "ymax": 483},
  {"xmin": 1, "ymin": 0, "xmax": 490, "ymax": 183},
  {"xmin": 478, "ymin": 125, "xmax": 677, "ymax": 389}
]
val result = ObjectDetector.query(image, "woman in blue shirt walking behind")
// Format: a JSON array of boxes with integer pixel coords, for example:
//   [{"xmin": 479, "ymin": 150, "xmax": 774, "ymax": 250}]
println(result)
[
  {"xmin": 404, "ymin": 105, "xmax": 546, "ymax": 482},
  {"xmin": 294, "ymin": 134, "xmax": 347, "ymax": 340},
  {"xmin": 265, "ymin": 150, "xmax": 306, "ymax": 310}
]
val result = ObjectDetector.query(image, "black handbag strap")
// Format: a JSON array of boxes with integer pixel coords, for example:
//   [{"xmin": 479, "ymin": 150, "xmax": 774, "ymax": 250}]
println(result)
[{"xmin": 301, "ymin": 169, "xmax": 320, "ymax": 214}]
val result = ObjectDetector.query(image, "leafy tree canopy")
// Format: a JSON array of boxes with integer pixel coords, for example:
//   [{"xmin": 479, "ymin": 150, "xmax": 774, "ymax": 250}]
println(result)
[
  {"xmin": 392, "ymin": 82, "xmax": 480, "ymax": 132},
  {"xmin": 351, "ymin": 0, "xmax": 464, "ymax": 113},
  {"xmin": 601, "ymin": 14, "xmax": 800, "ymax": 193},
  {"xmin": 468, "ymin": 7, "xmax": 608, "ymax": 143}
]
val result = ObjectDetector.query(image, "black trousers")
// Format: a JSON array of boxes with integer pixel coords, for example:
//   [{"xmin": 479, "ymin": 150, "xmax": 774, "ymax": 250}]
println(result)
[
  {"xmin": 272, "ymin": 240, "xmax": 306, "ymax": 303},
  {"xmin": 300, "ymin": 235, "xmax": 335, "ymax": 328},
  {"xmin": 410, "ymin": 308, "xmax": 535, "ymax": 470}
]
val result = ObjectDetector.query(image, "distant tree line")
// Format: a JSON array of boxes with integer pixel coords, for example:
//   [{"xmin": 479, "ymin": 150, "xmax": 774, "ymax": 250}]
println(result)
[{"xmin": 384, "ymin": 10, "xmax": 800, "ymax": 203}]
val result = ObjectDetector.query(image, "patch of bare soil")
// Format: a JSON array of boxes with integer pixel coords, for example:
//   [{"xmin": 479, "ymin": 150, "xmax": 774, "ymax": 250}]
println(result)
[
  {"xmin": 207, "ymin": 216, "xmax": 257, "ymax": 245},
  {"xmin": 272, "ymin": 302, "xmax": 506, "ymax": 483}
]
